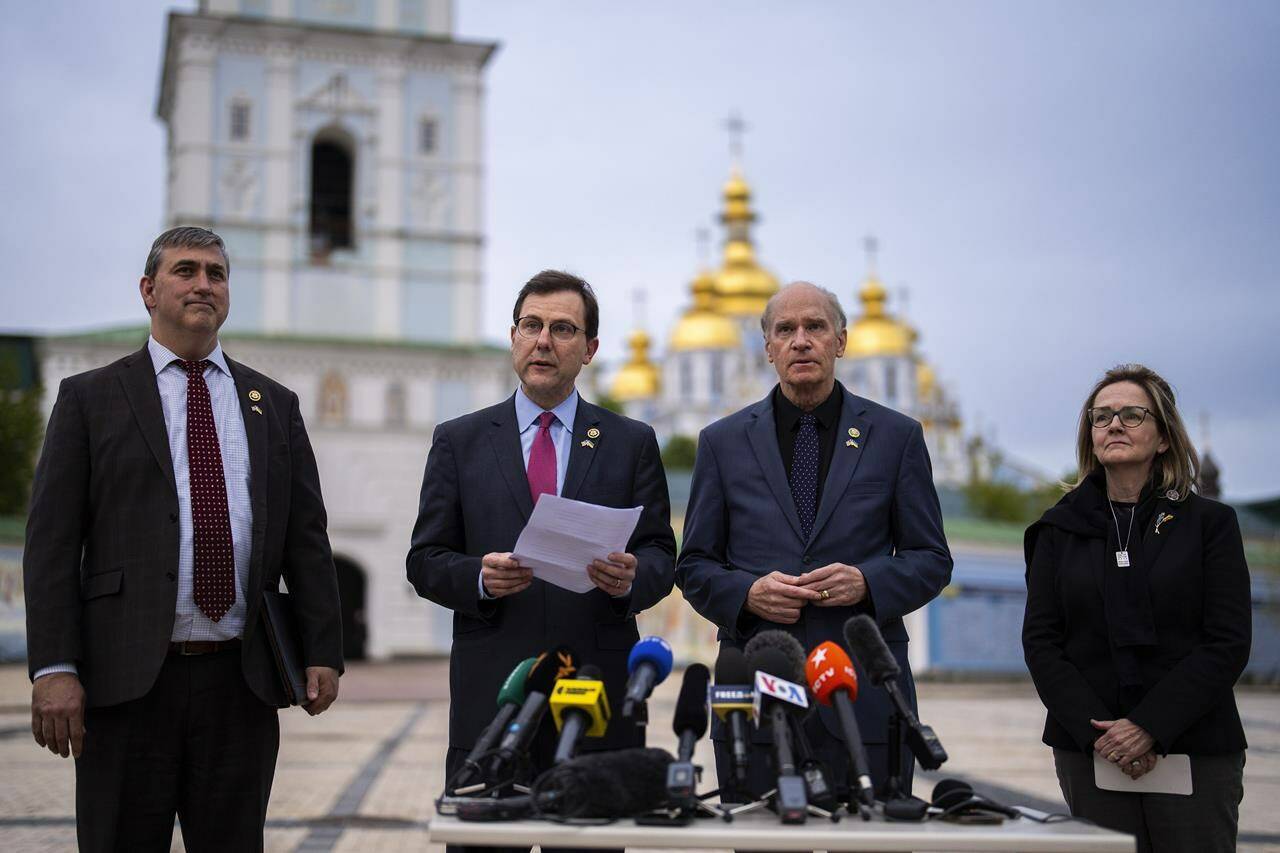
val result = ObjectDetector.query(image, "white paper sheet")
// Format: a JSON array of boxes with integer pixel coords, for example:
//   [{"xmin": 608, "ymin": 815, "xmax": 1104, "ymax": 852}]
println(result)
[
  {"xmin": 1093, "ymin": 752, "xmax": 1193, "ymax": 795},
  {"xmin": 511, "ymin": 494, "xmax": 643, "ymax": 594}
]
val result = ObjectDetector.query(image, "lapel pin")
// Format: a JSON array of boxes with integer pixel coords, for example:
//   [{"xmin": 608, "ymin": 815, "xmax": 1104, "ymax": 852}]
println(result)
[
  {"xmin": 580, "ymin": 439, "xmax": 595, "ymax": 449},
  {"xmin": 1155, "ymin": 513, "xmax": 1174, "ymax": 534},
  {"xmin": 248, "ymin": 389, "xmax": 262, "ymax": 402},
  {"xmin": 846, "ymin": 439, "xmax": 858, "ymax": 448},
  {"xmin": 586, "ymin": 427, "xmax": 601, "ymax": 440},
  {"xmin": 251, "ymin": 405, "xmax": 263, "ymax": 415},
  {"xmin": 848, "ymin": 427, "xmax": 860, "ymax": 438}
]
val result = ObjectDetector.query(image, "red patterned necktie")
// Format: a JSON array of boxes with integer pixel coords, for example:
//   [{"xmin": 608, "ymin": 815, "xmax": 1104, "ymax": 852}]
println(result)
[
  {"xmin": 182, "ymin": 359, "xmax": 236, "ymax": 622},
  {"xmin": 527, "ymin": 411, "xmax": 558, "ymax": 505}
]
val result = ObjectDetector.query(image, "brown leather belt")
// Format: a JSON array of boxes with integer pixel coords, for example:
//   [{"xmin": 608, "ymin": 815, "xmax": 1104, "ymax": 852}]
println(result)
[{"xmin": 169, "ymin": 638, "xmax": 241, "ymax": 656}]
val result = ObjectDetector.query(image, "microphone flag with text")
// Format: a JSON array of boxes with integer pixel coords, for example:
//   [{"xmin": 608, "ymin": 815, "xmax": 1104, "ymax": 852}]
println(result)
[
  {"xmin": 550, "ymin": 663, "xmax": 610, "ymax": 764},
  {"xmin": 710, "ymin": 647, "xmax": 755, "ymax": 793},
  {"xmin": 805, "ymin": 640, "xmax": 877, "ymax": 810},
  {"xmin": 487, "ymin": 645, "xmax": 577, "ymax": 782},
  {"xmin": 452, "ymin": 656, "xmax": 537, "ymax": 791},
  {"xmin": 666, "ymin": 663, "xmax": 710, "ymax": 805},
  {"xmin": 623, "ymin": 635, "xmax": 674, "ymax": 719},
  {"xmin": 745, "ymin": 631, "xmax": 812, "ymax": 824}
]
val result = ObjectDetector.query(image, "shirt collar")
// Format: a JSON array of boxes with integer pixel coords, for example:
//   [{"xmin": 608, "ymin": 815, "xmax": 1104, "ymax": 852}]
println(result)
[
  {"xmin": 773, "ymin": 382, "xmax": 843, "ymax": 432},
  {"xmin": 148, "ymin": 335, "xmax": 231, "ymax": 378},
  {"xmin": 515, "ymin": 385, "xmax": 579, "ymax": 433}
]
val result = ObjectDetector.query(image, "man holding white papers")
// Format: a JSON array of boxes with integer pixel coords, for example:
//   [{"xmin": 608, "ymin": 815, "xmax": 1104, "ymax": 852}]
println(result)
[{"xmin": 407, "ymin": 270, "xmax": 676, "ymax": 800}]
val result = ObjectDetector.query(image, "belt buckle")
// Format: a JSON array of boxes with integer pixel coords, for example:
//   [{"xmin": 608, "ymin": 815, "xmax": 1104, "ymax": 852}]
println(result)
[{"xmin": 174, "ymin": 641, "xmax": 201, "ymax": 656}]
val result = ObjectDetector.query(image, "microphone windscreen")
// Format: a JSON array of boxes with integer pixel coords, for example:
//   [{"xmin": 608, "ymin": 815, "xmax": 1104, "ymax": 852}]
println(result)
[
  {"xmin": 931, "ymin": 778, "xmax": 974, "ymax": 809},
  {"xmin": 714, "ymin": 646, "xmax": 753, "ymax": 684},
  {"xmin": 804, "ymin": 641, "xmax": 858, "ymax": 706},
  {"xmin": 526, "ymin": 645, "xmax": 578, "ymax": 696},
  {"xmin": 627, "ymin": 636, "xmax": 674, "ymax": 682},
  {"xmin": 744, "ymin": 630, "xmax": 807, "ymax": 683},
  {"xmin": 533, "ymin": 747, "xmax": 674, "ymax": 818},
  {"xmin": 672, "ymin": 664, "xmax": 710, "ymax": 737},
  {"xmin": 843, "ymin": 615, "xmax": 900, "ymax": 685},
  {"xmin": 577, "ymin": 664, "xmax": 604, "ymax": 681},
  {"xmin": 496, "ymin": 657, "xmax": 537, "ymax": 707}
]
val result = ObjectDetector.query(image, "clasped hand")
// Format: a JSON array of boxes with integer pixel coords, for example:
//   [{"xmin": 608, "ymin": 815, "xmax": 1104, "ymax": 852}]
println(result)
[
  {"xmin": 1092, "ymin": 717, "xmax": 1158, "ymax": 779},
  {"xmin": 745, "ymin": 563, "xmax": 867, "ymax": 624}
]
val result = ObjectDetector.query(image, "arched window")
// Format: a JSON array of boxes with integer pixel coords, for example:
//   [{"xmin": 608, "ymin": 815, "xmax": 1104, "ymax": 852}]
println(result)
[
  {"xmin": 385, "ymin": 381, "xmax": 407, "ymax": 428},
  {"xmin": 319, "ymin": 371, "xmax": 348, "ymax": 425},
  {"xmin": 309, "ymin": 128, "xmax": 355, "ymax": 259}
]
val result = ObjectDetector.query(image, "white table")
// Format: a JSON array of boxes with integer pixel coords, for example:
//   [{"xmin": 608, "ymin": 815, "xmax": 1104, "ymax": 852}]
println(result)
[{"xmin": 428, "ymin": 812, "xmax": 1135, "ymax": 851}]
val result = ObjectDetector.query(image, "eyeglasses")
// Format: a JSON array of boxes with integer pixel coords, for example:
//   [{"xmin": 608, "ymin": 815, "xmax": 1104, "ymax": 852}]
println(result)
[
  {"xmin": 1087, "ymin": 405, "xmax": 1153, "ymax": 429},
  {"xmin": 515, "ymin": 316, "xmax": 585, "ymax": 343}
]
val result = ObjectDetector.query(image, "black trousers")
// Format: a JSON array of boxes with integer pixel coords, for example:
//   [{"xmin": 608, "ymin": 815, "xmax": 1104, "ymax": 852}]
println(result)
[
  {"xmin": 1053, "ymin": 748, "xmax": 1245, "ymax": 853},
  {"xmin": 74, "ymin": 647, "xmax": 279, "ymax": 853}
]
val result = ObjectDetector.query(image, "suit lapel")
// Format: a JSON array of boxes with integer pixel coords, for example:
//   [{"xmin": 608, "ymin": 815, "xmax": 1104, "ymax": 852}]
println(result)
[
  {"xmin": 746, "ymin": 396, "xmax": 806, "ymax": 543},
  {"xmin": 561, "ymin": 400, "xmax": 601, "ymax": 502},
  {"xmin": 489, "ymin": 396, "xmax": 535, "ymax": 522},
  {"xmin": 118, "ymin": 346, "xmax": 177, "ymax": 496},
  {"xmin": 809, "ymin": 387, "xmax": 872, "ymax": 544},
  {"xmin": 226, "ymin": 358, "xmax": 269, "ymax": 595}
]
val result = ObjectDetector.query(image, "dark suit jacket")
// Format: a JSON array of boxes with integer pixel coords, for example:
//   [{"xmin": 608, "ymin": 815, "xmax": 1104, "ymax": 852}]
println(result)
[
  {"xmin": 406, "ymin": 394, "xmax": 677, "ymax": 750},
  {"xmin": 1023, "ymin": 487, "xmax": 1251, "ymax": 755},
  {"xmin": 23, "ymin": 345, "xmax": 343, "ymax": 709},
  {"xmin": 677, "ymin": 383, "xmax": 953, "ymax": 747}
]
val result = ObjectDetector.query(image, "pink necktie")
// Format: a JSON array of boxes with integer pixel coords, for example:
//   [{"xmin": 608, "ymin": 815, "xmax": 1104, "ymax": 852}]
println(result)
[
  {"xmin": 182, "ymin": 359, "xmax": 236, "ymax": 622},
  {"xmin": 527, "ymin": 411, "xmax": 558, "ymax": 505}
]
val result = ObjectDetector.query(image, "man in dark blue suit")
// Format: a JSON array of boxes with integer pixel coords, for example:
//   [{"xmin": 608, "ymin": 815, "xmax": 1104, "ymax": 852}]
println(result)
[
  {"xmin": 407, "ymin": 271, "xmax": 676, "ymax": 823},
  {"xmin": 678, "ymin": 281, "xmax": 952, "ymax": 800}
]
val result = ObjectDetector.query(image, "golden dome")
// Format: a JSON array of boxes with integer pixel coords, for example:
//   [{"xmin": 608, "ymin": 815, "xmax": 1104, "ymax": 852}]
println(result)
[
  {"xmin": 712, "ymin": 170, "xmax": 779, "ymax": 317},
  {"xmin": 610, "ymin": 328, "xmax": 660, "ymax": 401},
  {"xmin": 670, "ymin": 271, "xmax": 741, "ymax": 352},
  {"xmin": 846, "ymin": 273, "xmax": 914, "ymax": 358}
]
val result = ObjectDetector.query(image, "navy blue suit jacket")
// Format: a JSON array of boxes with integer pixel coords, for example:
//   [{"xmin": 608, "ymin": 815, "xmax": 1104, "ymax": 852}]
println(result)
[
  {"xmin": 406, "ymin": 394, "xmax": 677, "ymax": 750},
  {"xmin": 677, "ymin": 383, "xmax": 952, "ymax": 748}
]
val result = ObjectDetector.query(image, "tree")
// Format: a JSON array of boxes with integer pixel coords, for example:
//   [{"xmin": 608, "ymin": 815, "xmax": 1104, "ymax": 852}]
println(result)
[
  {"xmin": 662, "ymin": 434, "xmax": 698, "ymax": 471},
  {"xmin": 0, "ymin": 356, "xmax": 43, "ymax": 515}
]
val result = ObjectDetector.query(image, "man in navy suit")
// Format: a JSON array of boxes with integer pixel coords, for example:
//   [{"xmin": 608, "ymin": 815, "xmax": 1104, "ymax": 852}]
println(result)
[
  {"xmin": 678, "ymin": 281, "xmax": 952, "ymax": 799},
  {"xmin": 407, "ymin": 270, "xmax": 676, "ymax": 816}
]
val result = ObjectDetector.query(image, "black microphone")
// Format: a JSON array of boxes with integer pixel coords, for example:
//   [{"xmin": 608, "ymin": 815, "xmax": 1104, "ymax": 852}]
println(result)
[
  {"xmin": 488, "ymin": 646, "xmax": 577, "ymax": 781},
  {"xmin": 666, "ymin": 663, "xmax": 710, "ymax": 804},
  {"xmin": 747, "ymin": 643, "xmax": 811, "ymax": 824},
  {"xmin": 710, "ymin": 647, "xmax": 755, "ymax": 793},
  {"xmin": 931, "ymin": 778, "xmax": 1020, "ymax": 821},
  {"xmin": 843, "ymin": 615, "xmax": 948, "ymax": 770},
  {"xmin": 451, "ymin": 656, "xmax": 538, "ymax": 791}
]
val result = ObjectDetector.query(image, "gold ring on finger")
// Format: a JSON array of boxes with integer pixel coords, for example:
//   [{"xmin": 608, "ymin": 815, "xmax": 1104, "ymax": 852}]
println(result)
[{"xmin": 820, "ymin": 589, "xmax": 830, "ymax": 600}]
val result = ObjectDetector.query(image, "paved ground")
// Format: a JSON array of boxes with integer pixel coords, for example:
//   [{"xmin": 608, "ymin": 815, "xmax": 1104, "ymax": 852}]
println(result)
[{"xmin": 0, "ymin": 662, "xmax": 1275, "ymax": 852}]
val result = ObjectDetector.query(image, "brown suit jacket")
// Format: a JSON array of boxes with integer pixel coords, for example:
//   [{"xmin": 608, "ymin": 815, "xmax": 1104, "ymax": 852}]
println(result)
[{"xmin": 24, "ymin": 344, "xmax": 343, "ymax": 708}]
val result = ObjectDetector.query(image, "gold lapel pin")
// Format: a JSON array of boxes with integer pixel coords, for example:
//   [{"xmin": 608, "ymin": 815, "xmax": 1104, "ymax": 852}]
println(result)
[
  {"xmin": 580, "ymin": 439, "xmax": 595, "ymax": 449},
  {"xmin": 249, "ymin": 389, "xmax": 262, "ymax": 402},
  {"xmin": 846, "ymin": 439, "xmax": 858, "ymax": 448},
  {"xmin": 1155, "ymin": 513, "xmax": 1174, "ymax": 534},
  {"xmin": 848, "ymin": 427, "xmax": 860, "ymax": 438},
  {"xmin": 251, "ymin": 405, "xmax": 263, "ymax": 415},
  {"xmin": 586, "ymin": 427, "xmax": 601, "ymax": 440}
]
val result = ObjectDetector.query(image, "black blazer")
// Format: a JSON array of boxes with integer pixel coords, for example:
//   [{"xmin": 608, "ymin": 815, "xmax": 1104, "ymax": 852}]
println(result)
[
  {"xmin": 406, "ymin": 394, "xmax": 677, "ymax": 750},
  {"xmin": 24, "ymin": 345, "xmax": 344, "ymax": 709},
  {"xmin": 1023, "ymin": 485, "xmax": 1251, "ymax": 755}
]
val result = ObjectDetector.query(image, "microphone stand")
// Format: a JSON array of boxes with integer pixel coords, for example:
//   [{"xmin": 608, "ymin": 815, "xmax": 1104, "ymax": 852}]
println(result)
[{"xmin": 879, "ymin": 711, "xmax": 928, "ymax": 821}]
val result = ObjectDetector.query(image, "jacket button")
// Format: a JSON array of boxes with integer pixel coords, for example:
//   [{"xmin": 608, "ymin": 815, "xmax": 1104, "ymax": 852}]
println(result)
[
  {"xmin": 802, "ymin": 555, "xmax": 813, "ymax": 565},
  {"xmin": 166, "ymin": 572, "xmax": 176, "ymax": 581}
]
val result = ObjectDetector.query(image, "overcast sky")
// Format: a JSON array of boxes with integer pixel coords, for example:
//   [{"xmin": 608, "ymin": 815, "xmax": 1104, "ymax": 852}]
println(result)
[{"xmin": 2, "ymin": 2, "xmax": 1277, "ymax": 499}]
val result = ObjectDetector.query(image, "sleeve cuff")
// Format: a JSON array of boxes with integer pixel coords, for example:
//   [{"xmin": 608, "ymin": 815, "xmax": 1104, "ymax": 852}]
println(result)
[
  {"xmin": 33, "ymin": 663, "xmax": 78, "ymax": 681},
  {"xmin": 477, "ymin": 571, "xmax": 493, "ymax": 600}
]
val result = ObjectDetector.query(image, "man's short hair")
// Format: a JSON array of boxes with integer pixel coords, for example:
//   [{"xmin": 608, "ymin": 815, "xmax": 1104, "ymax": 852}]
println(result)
[
  {"xmin": 512, "ymin": 270, "xmax": 600, "ymax": 339},
  {"xmin": 760, "ymin": 281, "xmax": 847, "ymax": 335},
  {"xmin": 144, "ymin": 226, "xmax": 231, "ymax": 279}
]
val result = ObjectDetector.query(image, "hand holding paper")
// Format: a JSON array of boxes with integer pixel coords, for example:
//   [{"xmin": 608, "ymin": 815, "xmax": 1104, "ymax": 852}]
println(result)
[{"xmin": 511, "ymin": 495, "xmax": 643, "ymax": 594}]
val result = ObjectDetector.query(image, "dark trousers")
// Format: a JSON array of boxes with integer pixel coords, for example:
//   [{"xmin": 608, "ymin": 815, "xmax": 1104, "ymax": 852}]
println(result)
[
  {"xmin": 1053, "ymin": 748, "xmax": 1245, "ymax": 853},
  {"xmin": 74, "ymin": 647, "xmax": 280, "ymax": 853}
]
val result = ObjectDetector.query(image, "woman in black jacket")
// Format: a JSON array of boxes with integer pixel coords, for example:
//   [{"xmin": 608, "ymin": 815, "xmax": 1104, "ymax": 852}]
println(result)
[{"xmin": 1023, "ymin": 364, "xmax": 1250, "ymax": 853}]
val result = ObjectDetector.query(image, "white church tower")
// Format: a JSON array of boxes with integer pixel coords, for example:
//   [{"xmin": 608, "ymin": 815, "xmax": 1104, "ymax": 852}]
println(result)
[{"xmin": 157, "ymin": 0, "xmax": 495, "ymax": 343}]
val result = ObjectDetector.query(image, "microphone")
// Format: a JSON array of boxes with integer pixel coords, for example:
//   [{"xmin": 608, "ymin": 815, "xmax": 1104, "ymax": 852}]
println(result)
[
  {"xmin": 623, "ymin": 636, "xmax": 674, "ymax": 719},
  {"xmin": 549, "ymin": 664, "xmax": 610, "ymax": 764},
  {"xmin": 452, "ymin": 656, "xmax": 537, "ymax": 791},
  {"xmin": 488, "ymin": 646, "xmax": 577, "ymax": 781},
  {"xmin": 748, "ymin": 644, "xmax": 810, "ymax": 824},
  {"xmin": 710, "ymin": 647, "xmax": 755, "ymax": 792},
  {"xmin": 666, "ymin": 663, "xmax": 710, "ymax": 804},
  {"xmin": 843, "ymin": 615, "xmax": 948, "ymax": 770},
  {"xmin": 931, "ymin": 778, "xmax": 1019, "ymax": 821},
  {"xmin": 805, "ymin": 641, "xmax": 876, "ymax": 810}
]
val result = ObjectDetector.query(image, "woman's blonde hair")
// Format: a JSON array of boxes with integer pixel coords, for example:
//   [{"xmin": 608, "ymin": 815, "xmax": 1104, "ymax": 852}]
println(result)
[{"xmin": 1072, "ymin": 363, "xmax": 1200, "ymax": 501}]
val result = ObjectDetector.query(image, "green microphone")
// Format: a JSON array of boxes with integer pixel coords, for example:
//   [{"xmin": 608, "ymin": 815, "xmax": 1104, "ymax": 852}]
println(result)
[{"xmin": 453, "ymin": 657, "xmax": 537, "ymax": 791}]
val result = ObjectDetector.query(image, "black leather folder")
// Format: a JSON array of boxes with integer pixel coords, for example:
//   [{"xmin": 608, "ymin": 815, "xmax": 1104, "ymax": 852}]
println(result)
[{"xmin": 261, "ymin": 589, "xmax": 307, "ymax": 705}]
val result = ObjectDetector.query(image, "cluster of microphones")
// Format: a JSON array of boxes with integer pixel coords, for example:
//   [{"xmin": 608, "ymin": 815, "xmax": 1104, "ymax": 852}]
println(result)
[{"xmin": 439, "ymin": 614, "xmax": 1022, "ymax": 826}]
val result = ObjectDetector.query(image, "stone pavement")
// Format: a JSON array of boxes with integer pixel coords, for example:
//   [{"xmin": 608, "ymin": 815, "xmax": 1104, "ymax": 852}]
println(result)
[{"xmin": 0, "ymin": 662, "xmax": 1276, "ymax": 852}]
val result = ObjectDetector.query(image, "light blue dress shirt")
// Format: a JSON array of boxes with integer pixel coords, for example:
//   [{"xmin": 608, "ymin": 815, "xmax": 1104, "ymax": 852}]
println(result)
[
  {"xmin": 34, "ymin": 337, "xmax": 254, "ymax": 681},
  {"xmin": 477, "ymin": 386, "xmax": 578, "ymax": 599}
]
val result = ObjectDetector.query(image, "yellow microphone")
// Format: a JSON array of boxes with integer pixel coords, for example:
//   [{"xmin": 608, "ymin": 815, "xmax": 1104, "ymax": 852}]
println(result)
[{"xmin": 549, "ymin": 664, "xmax": 610, "ymax": 764}]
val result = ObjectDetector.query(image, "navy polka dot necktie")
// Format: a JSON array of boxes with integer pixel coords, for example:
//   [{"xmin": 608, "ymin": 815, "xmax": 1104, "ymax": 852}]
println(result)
[
  {"xmin": 182, "ymin": 359, "xmax": 236, "ymax": 622},
  {"xmin": 790, "ymin": 412, "xmax": 819, "ymax": 541}
]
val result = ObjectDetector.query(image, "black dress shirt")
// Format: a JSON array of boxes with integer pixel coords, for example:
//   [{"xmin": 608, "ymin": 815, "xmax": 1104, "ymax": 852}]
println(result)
[{"xmin": 774, "ymin": 383, "xmax": 842, "ymax": 507}]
